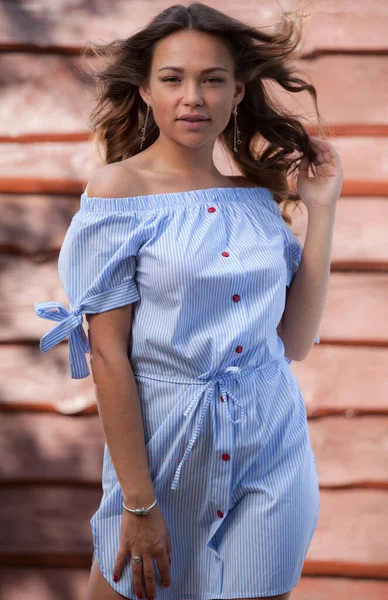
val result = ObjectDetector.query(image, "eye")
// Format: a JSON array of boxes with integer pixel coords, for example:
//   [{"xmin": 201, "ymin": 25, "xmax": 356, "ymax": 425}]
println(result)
[{"xmin": 161, "ymin": 77, "xmax": 224, "ymax": 84}]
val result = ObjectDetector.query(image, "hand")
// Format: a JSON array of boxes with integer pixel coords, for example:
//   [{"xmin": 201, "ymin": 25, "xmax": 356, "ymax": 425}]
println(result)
[
  {"xmin": 113, "ymin": 503, "xmax": 172, "ymax": 598},
  {"xmin": 297, "ymin": 136, "xmax": 344, "ymax": 210}
]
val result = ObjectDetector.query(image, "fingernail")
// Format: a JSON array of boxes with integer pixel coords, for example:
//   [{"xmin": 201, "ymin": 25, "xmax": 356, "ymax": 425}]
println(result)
[
  {"xmin": 164, "ymin": 583, "xmax": 169, "ymax": 588},
  {"xmin": 113, "ymin": 575, "xmax": 118, "ymax": 582},
  {"xmin": 148, "ymin": 597, "xmax": 154, "ymax": 600},
  {"xmin": 137, "ymin": 593, "xmax": 143, "ymax": 599}
]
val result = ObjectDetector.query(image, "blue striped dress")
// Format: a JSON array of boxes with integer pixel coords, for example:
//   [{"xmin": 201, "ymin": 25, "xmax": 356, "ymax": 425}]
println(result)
[{"xmin": 34, "ymin": 185, "xmax": 320, "ymax": 599}]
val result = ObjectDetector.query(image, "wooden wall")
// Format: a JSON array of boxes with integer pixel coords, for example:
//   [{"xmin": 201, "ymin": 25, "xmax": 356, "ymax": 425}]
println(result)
[{"xmin": 1, "ymin": 1, "xmax": 388, "ymax": 598}]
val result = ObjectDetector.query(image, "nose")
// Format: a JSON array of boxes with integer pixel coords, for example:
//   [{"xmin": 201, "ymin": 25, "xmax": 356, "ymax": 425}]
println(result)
[{"xmin": 182, "ymin": 82, "xmax": 205, "ymax": 105}]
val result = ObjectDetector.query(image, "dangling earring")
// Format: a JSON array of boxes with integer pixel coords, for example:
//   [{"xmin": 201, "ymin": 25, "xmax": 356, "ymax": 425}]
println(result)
[
  {"xmin": 233, "ymin": 104, "xmax": 242, "ymax": 152},
  {"xmin": 140, "ymin": 103, "xmax": 151, "ymax": 150}
]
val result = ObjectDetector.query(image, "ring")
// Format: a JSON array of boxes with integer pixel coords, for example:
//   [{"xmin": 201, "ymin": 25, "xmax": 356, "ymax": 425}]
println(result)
[{"xmin": 132, "ymin": 556, "xmax": 142, "ymax": 563}]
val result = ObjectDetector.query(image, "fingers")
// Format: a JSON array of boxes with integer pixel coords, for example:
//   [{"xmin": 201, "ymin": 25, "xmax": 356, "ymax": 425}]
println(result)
[
  {"xmin": 130, "ymin": 554, "xmax": 146, "ymax": 599},
  {"xmin": 114, "ymin": 550, "xmax": 171, "ymax": 599},
  {"xmin": 155, "ymin": 547, "xmax": 171, "ymax": 590},
  {"xmin": 112, "ymin": 521, "xmax": 173, "ymax": 596},
  {"xmin": 139, "ymin": 556, "xmax": 156, "ymax": 600},
  {"xmin": 166, "ymin": 530, "xmax": 173, "ymax": 563},
  {"xmin": 112, "ymin": 546, "xmax": 127, "ymax": 583},
  {"xmin": 132, "ymin": 554, "xmax": 170, "ymax": 599}
]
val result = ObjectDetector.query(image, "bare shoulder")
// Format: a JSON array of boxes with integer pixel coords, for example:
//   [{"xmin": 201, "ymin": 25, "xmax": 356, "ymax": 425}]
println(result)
[{"xmin": 84, "ymin": 162, "xmax": 142, "ymax": 199}]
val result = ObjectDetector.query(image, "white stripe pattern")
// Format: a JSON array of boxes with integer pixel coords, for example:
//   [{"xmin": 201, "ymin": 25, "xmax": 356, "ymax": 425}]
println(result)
[{"xmin": 34, "ymin": 186, "xmax": 320, "ymax": 598}]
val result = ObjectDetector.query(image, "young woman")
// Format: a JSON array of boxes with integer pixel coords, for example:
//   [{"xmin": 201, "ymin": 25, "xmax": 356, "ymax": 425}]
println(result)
[{"xmin": 34, "ymin": 3, "xmax": 343, "ymax": 599}]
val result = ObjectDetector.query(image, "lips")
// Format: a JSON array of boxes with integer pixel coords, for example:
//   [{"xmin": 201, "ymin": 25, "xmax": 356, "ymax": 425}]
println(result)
[{"xmin": 178, "ymin": 116, "xmax": 209, "ymax": 121}]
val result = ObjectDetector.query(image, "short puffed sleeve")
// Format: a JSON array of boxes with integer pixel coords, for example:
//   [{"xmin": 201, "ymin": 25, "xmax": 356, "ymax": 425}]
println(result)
[
  {"xmin": 281, "ymin": 220, "xmax": 304, "ymax": 289},
  {"xmin": 281, "ymin": 222, "xmax": 320, "ymax": 345},
  {"xmin": 34, "ymin": 207, "xmax": 147, "ymax": 378}
]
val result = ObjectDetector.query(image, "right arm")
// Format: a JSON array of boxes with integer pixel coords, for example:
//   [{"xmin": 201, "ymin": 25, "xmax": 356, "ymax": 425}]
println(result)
[
  {"xmin": 85, "ymin": 163, "xmax": 155, "ymax": 508},
  {"xmin": 84, "ymin": 167, "xmax": 172, "ymax": 595},
  {"xmin": 86, "ymin": 303, "xmax": 156, "ymax": 509}
]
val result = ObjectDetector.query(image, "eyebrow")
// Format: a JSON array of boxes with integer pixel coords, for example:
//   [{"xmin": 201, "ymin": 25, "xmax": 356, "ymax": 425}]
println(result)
[{"xmin": 158, "ymin": 66, "xmax": 228, "ymax": 74}]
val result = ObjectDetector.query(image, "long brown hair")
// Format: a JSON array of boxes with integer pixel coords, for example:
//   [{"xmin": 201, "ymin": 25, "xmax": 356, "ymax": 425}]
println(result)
[{"xmin": 81, "ymin": 1, "xmax": 329, "ymax": 225}]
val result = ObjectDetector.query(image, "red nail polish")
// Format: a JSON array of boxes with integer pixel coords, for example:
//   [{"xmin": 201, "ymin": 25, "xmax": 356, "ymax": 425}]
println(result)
[
  {"xmin": 164, "ymin": 583, "xmax": 169, "ymax": 588},
  {"xmin": 137, "ymin": 593, "xmax": 143, "ymax": 599},
  {"xmin": 113, "ymin": 574, "xmax": 118, "ymax": 582}
]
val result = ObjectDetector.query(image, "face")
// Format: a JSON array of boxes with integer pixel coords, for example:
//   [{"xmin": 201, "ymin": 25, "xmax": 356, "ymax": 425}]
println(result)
[{"xmin": 139, "ymin": 29, "xmax": 245, "ymax": 149}]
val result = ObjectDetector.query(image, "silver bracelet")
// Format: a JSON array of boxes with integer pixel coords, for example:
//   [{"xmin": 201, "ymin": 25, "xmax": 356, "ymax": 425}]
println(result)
[{"xmin": 123, "ymin": 497, "xmax": 157, "ymax": 516}]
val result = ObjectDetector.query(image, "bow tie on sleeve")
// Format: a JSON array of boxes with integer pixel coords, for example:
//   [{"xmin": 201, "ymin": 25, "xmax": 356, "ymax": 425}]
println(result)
[{"xmin": 34, "ymin": 301, "xmax": 91, "ymax": 379}]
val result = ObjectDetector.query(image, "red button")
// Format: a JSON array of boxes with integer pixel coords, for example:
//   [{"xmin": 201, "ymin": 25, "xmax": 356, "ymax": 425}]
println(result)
[
  {"xmin": 208, "ymin": 206, "xmax": 216, "ymax": 212},
  {"xmin": 222, "ymin": 453, "xmax": 230, "ymax": 461},
  {"xmin": 236, "ymin": 345, "xmax": 243, "ymax": 353},
  {"xmin": 220, "ymin": 394, "xmax": 229, "ymax": 402},
  {"xmin": 232, "ymin": 294, "xmax": 240, "ymax": 302},
  {"xmin": 217, "ymin": 510, "xmax": 224, "ymax": 518},
  {"xmin": 221, "ymin": 251, "xmax": 229, "ymax": 257}
]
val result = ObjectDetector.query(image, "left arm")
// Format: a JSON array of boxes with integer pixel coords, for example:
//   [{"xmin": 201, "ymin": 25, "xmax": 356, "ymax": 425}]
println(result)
[
  {"xmin": 277, "ymin": 203, "xmax": 336, "ymax": 360},
  {"xmin": 277, "ymin": 135, "xmax": 343, "ymax": 361}
]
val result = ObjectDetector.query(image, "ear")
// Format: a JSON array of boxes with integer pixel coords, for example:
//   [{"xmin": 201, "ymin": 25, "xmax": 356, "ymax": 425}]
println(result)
[
  {"xmin": 234, "ymin": 80, "xmax": 245, "ymax": 105},
  {"xmin": 138, "ymin": 83, "xmax": 151, "ymax": 106}
]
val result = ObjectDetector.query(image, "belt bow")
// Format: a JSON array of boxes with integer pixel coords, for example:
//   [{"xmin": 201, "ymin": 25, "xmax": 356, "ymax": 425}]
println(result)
[{"xmin": 171, "ymin": 364, "xmax": 256, "ymax": 491}]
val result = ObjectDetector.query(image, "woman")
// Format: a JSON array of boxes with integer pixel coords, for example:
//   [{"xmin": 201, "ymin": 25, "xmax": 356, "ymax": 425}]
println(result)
[{"xmin": 34, "ymin": 2, "xmax": 343, "ymax": 599}]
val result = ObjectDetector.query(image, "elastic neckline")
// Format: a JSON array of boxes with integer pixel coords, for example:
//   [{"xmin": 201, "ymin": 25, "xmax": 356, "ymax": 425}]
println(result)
[{"xmin": 80, "ymin": 185, "xmax": 273, "ymax": 213}]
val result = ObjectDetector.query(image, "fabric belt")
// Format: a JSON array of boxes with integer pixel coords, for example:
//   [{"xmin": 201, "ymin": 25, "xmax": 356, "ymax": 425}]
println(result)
[{"xmin": 133, "ymin": 360, "xmax": 280, "ymax": 491}]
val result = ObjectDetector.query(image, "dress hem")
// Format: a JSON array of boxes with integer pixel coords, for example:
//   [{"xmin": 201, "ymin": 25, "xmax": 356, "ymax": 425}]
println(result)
[{"xmin": 91, "ymin": 517, "xmax": 303, "ymax": 600}]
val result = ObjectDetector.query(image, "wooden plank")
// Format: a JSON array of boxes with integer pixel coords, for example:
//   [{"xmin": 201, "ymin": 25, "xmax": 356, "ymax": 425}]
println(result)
[
  {"xmin": 0, "ymin": 136, "xmax": 387, "ymax": 193},
  {"xmin": 1, "ymin": 569, "xmax": 387, "ymax": 600},
  {"xmin": 0, "ymin": 194, "xmax": 78, "ymax": 255},
  {"xmin": 1, "ymin": 412, "xmax": 388, "ymax": 490},
  {"xmin": 0, "ymin": 54, "xmax": 388, "ymax": 139},
  {"xmin": 3, "ymin": 194, "xmax": 388, "ymax": 266},
  {"xmin": 1, "ymin": 137, "xmax": 388, "ymax": 195},
  {"xmin": 280, "ymin": 56, "xmax": 388, "ymax": 134},
  {"xmin": 0, "ymin": 413, "xmax": 104, "ymax": 484},
  {"xmin": 290, "ymin": 196, "xmax": 388, "ymax": 268},
  {"xmin": 0, "ymin": 487, "xmax": 99, "ymax": 567},
  {"xmin": 1, "ymin": 486, "xmax": 388, "ymax": 577},
  {"xmin": 315, "ymin": 273, "xmax": 388, "ymax": 343},
  {"xmin": 0, "ymin": 568, "xmax": 90, "ymax": 600},
  {"xmin": 0, "ymin": 345, "xmax": 96, "ymax": 415},
  {"xmin": 294, "ymin": 345, "xmax": 388, "ymax": 417},
  {"xmin": 0, "ymin": 142, "xmax": 96, "ymax": 193},
  {"xmin": 0, "ymin": 0, "xmax": 388, "ymax": 54},
  {"xmin": 1, "ymin": 343, "xmax": 386, "ymax": 417},
  {"xmin": 327, "ymin": 136, "xmax": 388, "ymax": 187},
  {"xmin": 5, "ymin": 258, "xmax": 387, "ymax": 343},
  {"xmin": 0, "ymin": 54, "xmax": 93, "ymax": 139},
  {"xmin": 295, "ymin": 576, "xmax": 388, "ymax": 600},
  {"xmin": 0, "ymin": 571, "xmax": 387, "ymax": 600},
  {"xmin": 309, "ymin": 415, "xmax": 388, "ymax": 488},
  {"xmin": 305, "ymin": 489, "xmax": 388, "ymax": 578}
]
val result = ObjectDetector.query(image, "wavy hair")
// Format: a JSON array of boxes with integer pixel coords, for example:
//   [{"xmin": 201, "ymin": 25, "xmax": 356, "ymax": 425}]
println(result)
[{"xmin": 81, "ymin": 1, "xmax": 330, "ymax": 225}]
